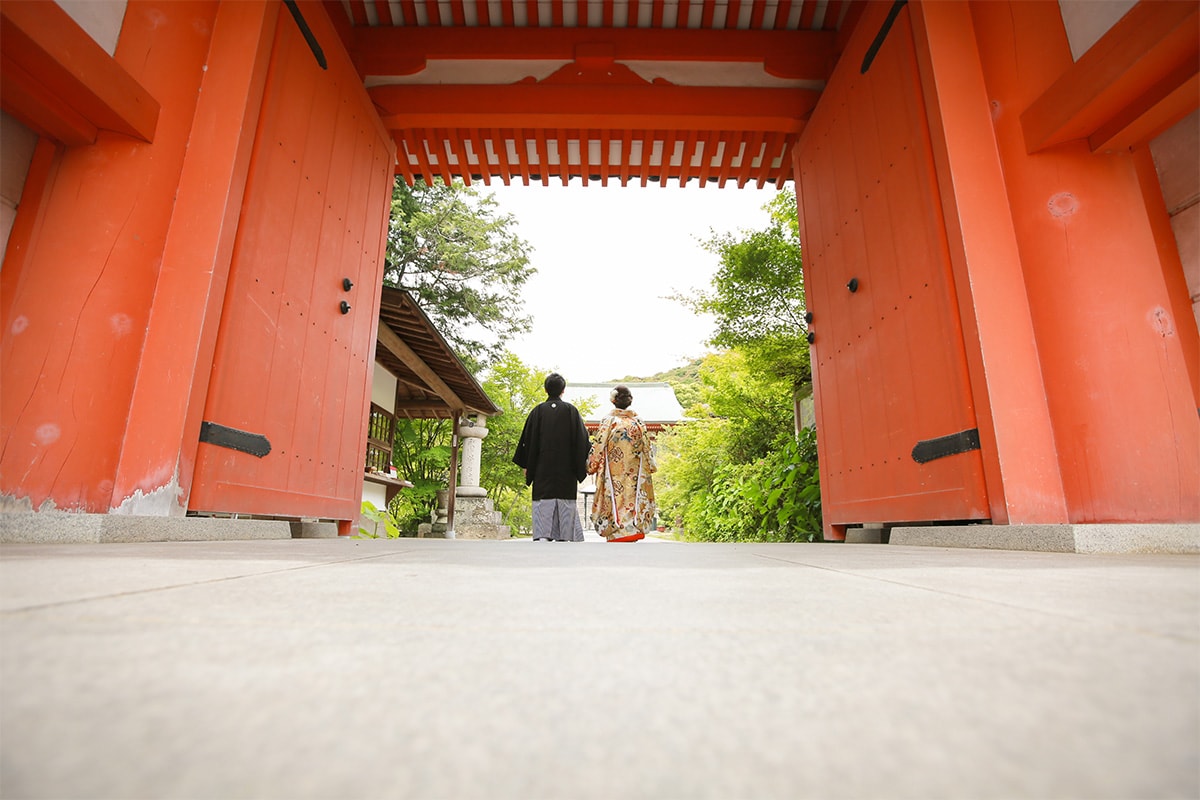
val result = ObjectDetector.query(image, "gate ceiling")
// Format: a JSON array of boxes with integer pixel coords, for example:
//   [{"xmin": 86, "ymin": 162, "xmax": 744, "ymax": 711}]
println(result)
[{"xmin": 331, "ymin": 0, "xmax": 854, "ymax": 187}]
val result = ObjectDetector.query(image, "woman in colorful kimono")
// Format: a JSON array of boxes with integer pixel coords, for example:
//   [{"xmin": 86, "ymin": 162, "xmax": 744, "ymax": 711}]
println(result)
[{"xmin": 587, "ymin": 385, "xmax": 657, "ymax": 542}]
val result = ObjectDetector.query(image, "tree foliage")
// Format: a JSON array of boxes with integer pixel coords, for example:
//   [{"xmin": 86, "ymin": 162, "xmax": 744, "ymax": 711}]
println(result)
[
  {"xmin": 385, "ymin": 179, "xmax": 535, "ymax": 370},
  {"xmin": 676, "ymin": 189, "xmax": 810, "ymax": 389},
  {"xmin": 658, "ymin": 190, "xmax": 822, "ymax": 542},
  {"xmin": 379, "ymin": 178, "xmax": 537, "ymax": 532},
  {"xmin": 656, "ymin": 352, "xmax": 822, "ymax": 542},
  {"xmin": 387, "ymin": 418, "xmax": 453, "ymax": 533}
]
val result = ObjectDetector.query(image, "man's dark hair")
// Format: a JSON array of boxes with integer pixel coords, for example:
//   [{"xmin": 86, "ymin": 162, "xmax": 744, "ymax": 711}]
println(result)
[{"xmin": 544, "ymin": 373, "xmax": 566, "ymax": 398}]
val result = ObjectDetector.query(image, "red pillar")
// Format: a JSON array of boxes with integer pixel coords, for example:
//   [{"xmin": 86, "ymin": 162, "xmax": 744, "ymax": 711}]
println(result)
[
  {"xmin": 1, "ymin": 1, "xmax": 219, "ymax": 512},
  {"xmin": 110, "ymin": 1, "xmax": 279, "ymax": 515},
  {"xmin": 964, "ymin": 0, "xmax": 1198, "ymax": 523},
  {"xmin": 909, "ymin": 0, "xmax": 1069, "ymax": 524}
]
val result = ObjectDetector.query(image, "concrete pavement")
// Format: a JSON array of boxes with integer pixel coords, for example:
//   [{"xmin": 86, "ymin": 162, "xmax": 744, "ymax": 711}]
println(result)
[{"xmin": 1, "ymin": 538, "xmax": 1197, "ymax": 799}]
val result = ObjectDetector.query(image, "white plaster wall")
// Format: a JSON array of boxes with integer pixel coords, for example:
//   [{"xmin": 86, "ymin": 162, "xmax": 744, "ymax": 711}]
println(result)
[
  {"xmin": 1059, "ymin": 0, "xmax": 1200, "ymax": 337},
  {"xmin": 371, "ymin": 364, "xmax": 397, "ymax": 409},
  {"xmin": 1174, "ymin": 203, "xmax": 1200, "ymax": 335},
  {"xmin": 362, "ymin": 482, "xmax": 388, "ymax": 514},
  {"xmin": 1150, "ymin": 111, "xmax": 1200, "ymax": 337},
  {"xmin": 3, "ymin": 2, "xmax": 126, "ymax": 262},
  {"xmin": 1057, "ymin": 0, "xmax": 1137, "ymax": 61},
  {"xmin": 365, "ymin": 365, "xmax": 398, "ymax": 520},
  {"xmin": 359, "ymin": 481, "xmax": 390, "ymax": 536},
  {"xmin": 1, "ymin": 112, "xmax": 39, "ymax": 264},
  {"xmin": 56, "ymin": 0, "xmax": 126, "ymax": 55}
]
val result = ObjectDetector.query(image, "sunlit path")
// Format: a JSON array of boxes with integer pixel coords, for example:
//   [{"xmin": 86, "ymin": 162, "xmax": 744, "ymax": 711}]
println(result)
[{"xmin": 2, "ymin": 539, "xmax": 1196, "ymax": 799}]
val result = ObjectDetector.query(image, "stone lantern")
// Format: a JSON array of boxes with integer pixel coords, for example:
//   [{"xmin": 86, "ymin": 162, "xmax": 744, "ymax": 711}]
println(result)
[{"xmin": 451, "ymin": 417, "xmax": 509, "ymax": 539}]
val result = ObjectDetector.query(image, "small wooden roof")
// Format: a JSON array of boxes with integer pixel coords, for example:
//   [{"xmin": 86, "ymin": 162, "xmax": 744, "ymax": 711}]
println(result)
[{"xmin": 376, "ymin": 285, "xmax": 501, "ymax": 418}]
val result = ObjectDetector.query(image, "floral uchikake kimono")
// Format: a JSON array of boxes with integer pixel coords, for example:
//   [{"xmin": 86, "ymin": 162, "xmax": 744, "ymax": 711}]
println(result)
[{"xmin": 586, "ymin": 409, "xmax": 657, "ymax": 540}]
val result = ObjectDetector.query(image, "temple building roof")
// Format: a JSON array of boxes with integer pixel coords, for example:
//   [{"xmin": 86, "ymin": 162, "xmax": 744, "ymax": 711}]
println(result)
[{"xmin": 562, "ymin": 382, "xmax": 687, "ymax": 431}]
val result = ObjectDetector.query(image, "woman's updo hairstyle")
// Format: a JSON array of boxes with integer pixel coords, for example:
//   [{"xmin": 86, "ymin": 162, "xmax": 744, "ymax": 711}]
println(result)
[{"xmin": 610, "ymin": 384, "xmax": 633, "ymax": 410}]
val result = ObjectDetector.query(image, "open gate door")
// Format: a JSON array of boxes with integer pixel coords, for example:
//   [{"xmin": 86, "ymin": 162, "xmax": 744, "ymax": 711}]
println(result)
[
  {"xmin": 188, "ymin": 4, "xmax": 394, "ymax": 525},
  {"xmin": 794, "ymin": 2, "xmax": 989, "ymax": 539}
]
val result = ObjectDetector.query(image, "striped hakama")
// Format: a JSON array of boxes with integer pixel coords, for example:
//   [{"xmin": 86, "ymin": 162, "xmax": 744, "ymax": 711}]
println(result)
[{"xmin": 531, "ymin": 498, "xmax": 584, "ymax": 542}]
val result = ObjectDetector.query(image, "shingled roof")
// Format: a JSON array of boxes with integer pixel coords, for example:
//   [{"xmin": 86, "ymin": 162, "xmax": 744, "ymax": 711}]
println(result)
[
  {"xmin": 562, "ymin": 382, "xmax": 687, "ymax": 431},
  {"xmin": 375, "ymin": 286, "xmax": 500, "ymax": 419}
]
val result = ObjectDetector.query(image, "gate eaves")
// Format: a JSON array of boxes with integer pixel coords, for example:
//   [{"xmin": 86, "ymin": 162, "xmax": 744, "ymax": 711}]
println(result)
[{"xmin": 330, "ymin": 1, "xmax": 856, "ymax": 187}]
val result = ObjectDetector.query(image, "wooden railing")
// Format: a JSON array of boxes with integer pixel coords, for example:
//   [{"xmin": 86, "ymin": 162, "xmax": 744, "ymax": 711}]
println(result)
[{"xmin": 365, "ymin": 402, "xmax": 396, "ymax": 475}]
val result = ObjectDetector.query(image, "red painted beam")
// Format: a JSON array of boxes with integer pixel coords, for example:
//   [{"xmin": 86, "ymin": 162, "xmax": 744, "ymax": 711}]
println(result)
[
  {"xmin": 346, "ymin": 0, "xmax": 369, "ymax": 26},
  {"xmin": 698, "ymin": 132, "xmax": 720, "ymax": 185},
  {"xmin": 728, "ymin": 1, "xmax": 744, "ymax": 28},
  {"xmin": 373, "ymin": 0, "xmax": 393, "ymax": 25},
  {"xmin": 658, "ymin": 130, "xmax": 674, "ymax": 185},
  {"xmin": 1090, "ymin": 68, "xmax": 1199, "ymax": 153},
  {"xmin": 529, "ymin": 132, "xmax": 547, "ymax": 185},
  {"xmin": 370, "ymin": 83, "xmax": 819, "ymax": 132},
  {"xmin": 515, "ymin": 129, "xmax": 533, "ymax": 184},
  {"xmin": 799, "ymin": 0, "xmax": 817, "ymax": 30},
  {"xmin": 822, "ymin": 0, "xmax": 844, "ymax": 31},
  {"xmin": 493, "ymin": 128, "xmax": 515, "ymax": 183},
  {"xmin": 555, "ymin": 129, "xmax": 570, "ymax": 185},
  {"xmin": 351, "ymin": 25, "xmax": 836, "ymax": 80},
  {"xmin": 678, "ymin": 1, "xmax": 692, "ymax": 28},
  {"xmin": 468, "ymin": 128, "xmax": 492, "ymax": 183},
  {"xmin": 1020, "ymin": 0, "xmax": 1199, "ymax": 153},
  {"xmin": 0, "ymin": 0, "xmax": 159, "ymax": 144}
]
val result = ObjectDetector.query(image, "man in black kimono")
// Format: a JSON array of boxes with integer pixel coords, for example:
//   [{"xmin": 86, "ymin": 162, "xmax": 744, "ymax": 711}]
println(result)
[{"xmin": 512, "ymin": 373, "xmax": 590, "ymax": 541}]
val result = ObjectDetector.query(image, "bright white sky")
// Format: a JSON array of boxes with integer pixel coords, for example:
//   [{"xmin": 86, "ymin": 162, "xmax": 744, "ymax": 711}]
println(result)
[{"xmin": 485, "ymin": 181, "xmax": 781, "ymax": 382}]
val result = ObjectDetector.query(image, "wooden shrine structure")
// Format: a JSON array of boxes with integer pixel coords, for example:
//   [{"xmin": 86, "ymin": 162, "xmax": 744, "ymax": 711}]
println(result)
[{"xmin": 1, "ymin": 0, "xmax": 1196, "ymax": 540}]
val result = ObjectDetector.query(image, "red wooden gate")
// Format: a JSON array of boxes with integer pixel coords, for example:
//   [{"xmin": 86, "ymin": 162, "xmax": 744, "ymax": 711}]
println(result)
[
  {"xmin": 794, "ymin": 4, "xmax": 989, "ymax": 538},
  {"xmin": 188, "ymin": 5, "xmax": 394, "ymax": 523}
]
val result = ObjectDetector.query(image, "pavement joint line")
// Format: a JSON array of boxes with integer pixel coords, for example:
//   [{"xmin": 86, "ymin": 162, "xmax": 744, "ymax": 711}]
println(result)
[
  {"xmin": 0, "ymin": 550, "xmax": 416, "ymax": 615},
  {"xmin": 750, "ymin": 551, "xmax": 1200, "ymax": 645}
]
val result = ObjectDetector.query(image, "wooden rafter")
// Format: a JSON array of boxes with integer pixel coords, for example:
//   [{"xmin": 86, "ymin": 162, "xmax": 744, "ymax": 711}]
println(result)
[
  {"xmin": 377, "ymin": 320, "xmax": 467, "ymax": 415},
  {"xmin": 0, "ymin": 0, "xmax": 160, "ymax": 146}
]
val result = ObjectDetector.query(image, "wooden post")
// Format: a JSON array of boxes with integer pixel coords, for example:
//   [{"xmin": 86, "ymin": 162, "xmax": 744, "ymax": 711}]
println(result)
[{"xmin": 445, "ymin": 413, "xmax": 461, "ymax": 537}]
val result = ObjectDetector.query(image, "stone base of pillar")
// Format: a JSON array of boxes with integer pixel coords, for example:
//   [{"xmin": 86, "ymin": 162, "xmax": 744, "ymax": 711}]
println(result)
[
  {"xmin": 888, "ymin": 523, "xmax": 1200, "ymax": 554},
  {"xmin": 416, "ymin": 521, "xmax": 449, "ymax": 538},
  {"xmin": 452, "ymin": 495, "xmax": 510, "ymax": 540}
]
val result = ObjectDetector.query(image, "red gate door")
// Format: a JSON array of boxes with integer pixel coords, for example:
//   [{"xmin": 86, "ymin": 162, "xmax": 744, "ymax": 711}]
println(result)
[
  {"xmin": 794, "ymin": 3, "xmax": 989, "ymax": 537},
  {"xmin": 188, "ymin": 5, "xmax": 394, "ymax": 523}
]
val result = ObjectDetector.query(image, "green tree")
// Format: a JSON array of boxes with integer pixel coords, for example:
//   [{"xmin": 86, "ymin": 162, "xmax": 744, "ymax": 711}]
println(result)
[
  {"xmin": 388, "ymin": 418, "xmax": 453, "ymax": 533},
  {"xmin": 380, "ymin": 178, "xmax": 536, "ymax": 532},
  {"xmin": 695, "ymin": 349, "xmax": 794, "ymax": 464},
  {"xmin": 658, "ymin": 190, "xmax": 821, "ymax": 542},
  {"xmin": 386, "ymin": 179, "xmax": 535, "ymax": 370},
  {"xmin": 656, "ymin": 351, "xmax": 821, "ymax": 542},
  {"xmin": 677, "ymin": 188, "xmax": 810, "ymax": 389}
]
